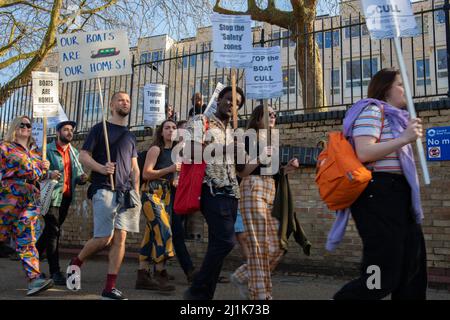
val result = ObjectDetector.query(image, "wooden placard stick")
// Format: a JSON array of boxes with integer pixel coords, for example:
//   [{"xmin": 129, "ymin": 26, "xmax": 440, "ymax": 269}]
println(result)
[
  {"xmin": 231, "ymin": 68, "xmax": 238, "ymax": 129},
  {"xmin": 97, "ymin": 78, "xmax": 115, "ymax": 190}
]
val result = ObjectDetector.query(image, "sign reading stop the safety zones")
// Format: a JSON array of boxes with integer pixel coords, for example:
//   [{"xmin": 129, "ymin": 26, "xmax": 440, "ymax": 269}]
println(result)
[
  {"xmin": 245, "ymin": 47, "xmax": 283, "ymax": 100},
  {"xmin": 212, "ymin": 13, "xmax": 253, "ymax": 69},
  {"xmin": 361, "ymin": 0, "xmax": 418, "ymax": 39},
  {"xmin": 32, "ymin": 71, "xmax": 59, "ymax": 118},
  {"xmin": 56, "ymin": 29, "xmax": 132, "ymax": 82},
  {"xmin": 143, "ymin": 84, "xmax": 166, "ymax": 127},
  {"xmin": 427, "ymin": 126, "xmax": 450, "ymax": 161}
]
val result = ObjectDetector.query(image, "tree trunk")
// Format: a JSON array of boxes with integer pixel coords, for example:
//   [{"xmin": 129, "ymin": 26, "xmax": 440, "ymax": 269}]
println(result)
[{"xmin": 295, "ymin": 17, "xmax": 327, "ymax": 112}]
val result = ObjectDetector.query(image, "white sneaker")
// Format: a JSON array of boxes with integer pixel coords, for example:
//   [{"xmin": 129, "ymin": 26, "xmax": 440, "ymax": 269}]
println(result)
[{"xmin": 230, "ymin": 273, "xmax": 249, "ymax": 300}]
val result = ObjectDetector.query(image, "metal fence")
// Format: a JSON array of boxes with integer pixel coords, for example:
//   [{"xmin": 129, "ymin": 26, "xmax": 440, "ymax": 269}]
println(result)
[{"xmin": 1, "ymin": 1, "xmax": 449, "ymax": 139}]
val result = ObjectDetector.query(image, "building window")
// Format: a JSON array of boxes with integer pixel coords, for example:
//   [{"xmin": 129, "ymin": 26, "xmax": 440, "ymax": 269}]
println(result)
[
  {"xmin": 435, "ymin": 5, "xmax": 446, "ymax": 24},
  {"xmin": 344, "ymin": 18, "xmax": 369, "ymax": 39},
  {"xmin": 415, "ymin": 16, "xmax": 429, "ymax": 34},
  {"xmin": 345, "ymin": 58, "xmax": 378, "ymax": 88},
  {"xmin": 331, "ymin": 69, "xmax": 340, "ymax": 95},
  {"xmin": 140, "ymin": 50, "xmax": 163, "ymax": 65},
  {"xmin": 272, "ymin": 31, "xmax": 296, "ymax": 48},
  {"xmin": 316, "ymin": 30, "xmax": 340, "ymax": 49},
  {"xmin": 195, "ymin": 77, "xmax": 209, "ymax": 96},
  {"xmin": 83, "ymin": 92, "xmax": 100, "ymax": 116},
  {"xmin": 416, "ymin": 59, "xmax": 431, "ymax": 86},
  {"xmin": 437, "ymin": 48, "xmax": 448, "ymax": 78},
  {"xmin": 181, "ymin": 54, "xmax": 197, "ymax": 69},
  {"xmin": 282, "ymin": 68, "xmax": 296, "ymax": 95}
]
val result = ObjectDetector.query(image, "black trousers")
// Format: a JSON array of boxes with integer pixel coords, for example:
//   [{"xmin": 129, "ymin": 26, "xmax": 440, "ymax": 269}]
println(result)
[
  {"xmin": 334, "ymin": 172, "xmax": 427, "ymax": 300},
  {"xmin": 189, "ymin": 185, "xmax": 238, "ymax": 300},
  {"xmin": 37, "ymin": 196, "xmax": 72, "ymax": 275}
]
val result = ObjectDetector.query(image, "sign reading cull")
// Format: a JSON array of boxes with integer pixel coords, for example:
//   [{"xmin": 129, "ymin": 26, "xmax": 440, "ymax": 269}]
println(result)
[
  {"xmin": 426, "ymin": 127, "xmax": 450, "ymax": 161},
  {"xmin": 361, "ymin": 0, "xmax": 430, "ymax": 185},
  {"xmin": 56, "ymin": 29, "xmax": 132, "ymax": 82},
  {"xmin": 361, "ymin": 0, "xmax": 418, "ymax": 39},
  {"xmin": 47, "ymin": 103, "xmax": 69, "ymax": 128},
  {"xmin": 212, "ymin": 13, "xmax": 253, "ymax": 69},
  {"xmin": 32, "ymin": 71, "xmax": 59, "ymax": 117},
  {"xmin": 245, "ymin": 47, "xmax": 283, "ymax": 100},
  {"xmin": 144, "ymin": 84, "xmax": 166, "ymax": 127}
]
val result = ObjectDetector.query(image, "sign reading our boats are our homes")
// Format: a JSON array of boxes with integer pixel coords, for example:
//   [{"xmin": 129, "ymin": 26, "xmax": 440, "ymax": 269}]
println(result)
[
  {"xmin": 56, "ymin": 29, "xmax": 132, "ymax": 82},
  {"xmin": 212, "ymin": 13, "xmax": 253, "ymax": 68}
]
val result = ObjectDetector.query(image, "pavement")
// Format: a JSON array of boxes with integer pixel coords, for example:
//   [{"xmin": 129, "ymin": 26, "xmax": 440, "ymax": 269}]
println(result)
[{"xmin": 1, "ymin": 254, "xmax": 449, "ymax": 300}]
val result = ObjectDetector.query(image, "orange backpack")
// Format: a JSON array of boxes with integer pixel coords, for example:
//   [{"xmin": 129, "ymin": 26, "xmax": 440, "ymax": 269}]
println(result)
[{"xmin": 315, "ymin": 132, "xmax": 372, "ymax": 210}]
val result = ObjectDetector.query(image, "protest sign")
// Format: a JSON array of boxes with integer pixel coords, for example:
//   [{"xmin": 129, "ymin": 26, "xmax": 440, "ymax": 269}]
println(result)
[
  {"xmin": 56, "ymin": 29, "xmax": 132, "ymax": 82},
  {"xmin": 245, "ymin": 47, "xmax": 283, "ymax": 100},
  {"xmin": 144, "ymin": 83, "xmax": 166, "ymax": 127},
  {"xmin": 47, "ymin": 103, "xmax": 69, "ymax": 128},
  {"xmin": 32, "ymin": 122, "xmax": 44, "ymax": 150},
  {"xmin": 212, "ymin": 13, "xmax": 253, "ymax": 68},
  {"xmin": 361, "ymin": 0, "xmax": 418, "ymax": 39},
  {"xmin": 32, "ymin": 71, "xmax": 59, "ymax": 117},
  {"xmin": 204, "ymin": 82, "xmax": 226, "ymax": 118}
]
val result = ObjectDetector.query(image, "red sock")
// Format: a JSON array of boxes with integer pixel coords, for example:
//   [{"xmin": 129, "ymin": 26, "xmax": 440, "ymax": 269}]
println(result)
[
  {"xmin": 71, "ymin": 256, "xmax": 83, "ymax": 268},
  {"xmin": 105, "ymin": 274, "xmax": 117, "ymax": 292}
]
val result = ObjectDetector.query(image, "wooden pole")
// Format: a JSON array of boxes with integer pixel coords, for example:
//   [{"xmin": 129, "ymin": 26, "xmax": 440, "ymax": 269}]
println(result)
[
  {"xmin": 231, "ymin": 69, "xmax": 238, "ymax": 129},
  {"xmin": 97, "ymin": 78, "xmax": 115, "ymax": 190},
  {"xmin": 42, "ymin": 67, "xmax": 49, "ymax": 161},
  {"xmin": 263, "ymin": 100, "xmax": 270, "ymax": 146},
  {"xmin": 393, "ymin": 37, "xmax": 430, "ymax": 185}
]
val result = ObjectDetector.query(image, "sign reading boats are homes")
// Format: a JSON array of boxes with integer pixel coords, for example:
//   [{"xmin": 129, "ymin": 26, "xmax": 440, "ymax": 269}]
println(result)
[
  {"xmin": 56, "ymin": 29, "xmax": 132, "ymax": 82},
  {"xmin": 361, "ymin": 0, "xmax": 419, "ymax": 39},
  {"xmin": 32, "ymin": 71, "xmax": 59, "ymax": 117}
]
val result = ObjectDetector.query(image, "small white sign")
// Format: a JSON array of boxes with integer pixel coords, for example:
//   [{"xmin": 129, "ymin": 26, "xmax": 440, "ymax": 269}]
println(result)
[
  {"xmin": 204, "ymin": 82, "xmax": 226, "ymax": 118},
  {"xmin": 245, "ymin": 47, "xmax": 283, "ymax": 100},
  {"xmin": 32, "ymin": 71, "xmax": 59, "ymax": 117},
  {"xmin": 212, "ymin": 13, "xmax": 253, "ymax": 68},
  {"xmin": 361, "ymin": 0, "xmax": 418, "ymax": 39},
  {"xmin": 47, "ymin": 103, "xmax": 69, "ymax": 128},
  {"xmin": 144, "ymin": 83, "xmax": 166, "ymax": 127},
  {"xmin": 56, "ymin": 29, "xmax": 132, "ymax": 82},
  {"xmin": 32, "ymin": 122, "xmax": 44, "ymax": 149}
]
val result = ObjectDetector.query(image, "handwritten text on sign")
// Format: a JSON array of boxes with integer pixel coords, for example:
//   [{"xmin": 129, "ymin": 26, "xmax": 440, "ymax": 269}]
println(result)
[
  {"xmin": 212, "ymin": 13, "xmax": 253, "ymax": 68},
  {"xmin": 361, "ymin": 0, "xmax": 418, "ymax": 39},
  {"xmin": 245, "ymin": 47, "xmax": 283, "ymax": 100},
  {"xmin": 32, "ymin": 71, "xmax": 59, "ymax": 117},
  {"xmin": 144, "ymin": 84, "xmax": 166, "ymax": 127},
  {"xmin": 56, "ymin": 29, "xmax": 132, "ymax": 82}
]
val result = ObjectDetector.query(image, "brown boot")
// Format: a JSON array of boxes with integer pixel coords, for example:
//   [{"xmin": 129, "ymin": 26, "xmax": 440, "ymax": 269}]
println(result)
[
  {"xmin": 154, "ymin": 270, "xmax": 175, "ymax": 292},
  {"xmin": 135, "ymin": 269, "xmax": 159, "ymax": 290}
]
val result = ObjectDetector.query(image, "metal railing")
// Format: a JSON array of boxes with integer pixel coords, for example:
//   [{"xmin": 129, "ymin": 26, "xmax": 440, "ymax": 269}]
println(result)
[{"xmin": 1, "ymin": 1, "xmax": 449, "ymax": 139}]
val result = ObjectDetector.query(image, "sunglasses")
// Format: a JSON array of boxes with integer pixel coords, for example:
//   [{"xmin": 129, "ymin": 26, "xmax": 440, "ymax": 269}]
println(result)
[
  {"xmin": 269, "ymin": 112, "xmax": 277, "ymax": 118},
  {"xmin": 19, "ymin": 122, "xmax": 32, "ymax": 129}
]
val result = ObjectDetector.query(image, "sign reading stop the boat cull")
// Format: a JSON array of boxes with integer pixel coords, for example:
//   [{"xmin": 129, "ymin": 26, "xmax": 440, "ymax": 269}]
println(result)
[
  {"xmin": 56, "ymin": 29, "xmax": 132, "ymax": 82},
  {"xmin": 245, "ymin": 46, "xmax": 283, "ymax": 100},
  {"xmin": 32, "ymin": 71, "xmax": 59, "ymax": 117},
  {"xmin": 212, "ymin": 13, "xmax": 253, "ymax": 68}
]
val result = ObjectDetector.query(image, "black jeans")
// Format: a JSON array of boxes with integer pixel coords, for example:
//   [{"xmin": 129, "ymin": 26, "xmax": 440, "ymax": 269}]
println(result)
[
  {"xmin": 37, "ymin": 196, "xmax": 72, "ymax": 275},
  {"xmin": 189, "ymin": 185, "xmax": 238, "ymax": 300},
  {"xmin": 334, "ymin": 173, "xmax": 427, "ymax": 300},
  {"xmin": 171, "ymin": 209, "xmax": 194, "ymax": 275}
]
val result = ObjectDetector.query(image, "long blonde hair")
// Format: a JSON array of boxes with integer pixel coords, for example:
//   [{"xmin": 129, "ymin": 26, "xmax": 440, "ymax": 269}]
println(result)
[{"xmin": 4, "ymin": 115, "xmax": 36, "ymax": 149}]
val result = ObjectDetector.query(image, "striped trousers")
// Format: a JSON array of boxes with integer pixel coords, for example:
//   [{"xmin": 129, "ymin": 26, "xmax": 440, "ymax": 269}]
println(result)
[{"xmin": 233, "ymin": 175, "xmax": 285, "ymax": 300}]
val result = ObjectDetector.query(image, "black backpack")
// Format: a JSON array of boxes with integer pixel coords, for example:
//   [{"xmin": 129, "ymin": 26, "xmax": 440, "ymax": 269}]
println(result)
[{"xmin": 137, "ymin": 150, "xmax": 147, "ymax": 187}]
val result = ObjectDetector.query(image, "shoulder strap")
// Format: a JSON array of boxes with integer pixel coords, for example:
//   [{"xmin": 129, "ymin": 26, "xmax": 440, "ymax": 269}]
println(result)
[{"xmin": 378, "ymin": 104, "xmax": 385, "ymax": 143}]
